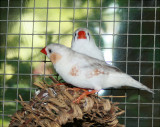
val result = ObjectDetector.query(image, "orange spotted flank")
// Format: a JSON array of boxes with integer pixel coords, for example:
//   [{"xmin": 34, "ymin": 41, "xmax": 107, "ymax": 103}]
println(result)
[
  {"xmin": 87, "ymin": 69, "xmax": 105, "ymax": 78},
  {"xmin": 70, "ymin": 65, "xmax": 79, "ymax": 76}
]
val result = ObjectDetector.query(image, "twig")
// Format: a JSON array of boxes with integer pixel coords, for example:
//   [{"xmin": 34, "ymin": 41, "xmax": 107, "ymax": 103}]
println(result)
[
  {"xmin": 33, "ymin": 82, "xmax": 44, "ymax": 89},
  {"xmin": 99, "ymin": 95, "xmax": 126, "ymax": 98},
  {"xmin": 49, "ymin": 76, "xmax": 59, "ymax": 83},
  {"xmin": 19, "ymin": 95, "xmax": 23, "ymax": 101}
]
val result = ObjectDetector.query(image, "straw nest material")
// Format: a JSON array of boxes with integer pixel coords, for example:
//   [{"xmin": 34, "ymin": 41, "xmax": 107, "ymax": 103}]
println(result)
[{"xmin": 9, "ymin": 76, "xmax": 125, "ymax": 127}]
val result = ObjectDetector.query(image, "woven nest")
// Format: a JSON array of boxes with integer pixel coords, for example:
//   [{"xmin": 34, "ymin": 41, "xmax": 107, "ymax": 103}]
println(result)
[{"xmin": 9, "ymin": 76, "xmax": 125, "ymax": 127}]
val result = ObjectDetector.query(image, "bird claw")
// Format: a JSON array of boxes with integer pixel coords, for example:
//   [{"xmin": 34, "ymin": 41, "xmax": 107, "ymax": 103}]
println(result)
[
  {"xmin": 55, "ymin": 83, "xmax": 66, "ymax": 85},
  {"xmin": 73, "ymin": 90, "xmax": 98, "ymax": 104},
  {"xmin": 73, "ymin": 98, "xmax": 80, "ymax": 103},
  {"xmin": 66, "ymin": 87, "xmax": 87, "ymax": 92}
]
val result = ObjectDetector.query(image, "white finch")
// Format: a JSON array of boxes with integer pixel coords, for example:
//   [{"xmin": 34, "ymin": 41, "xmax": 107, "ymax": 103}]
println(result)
[
  {"xmin": 71, "ymin": 28, "xmax": 105, "ymax": 61},
  {"xmin": 41, "ymin": 43, "xmax": 154, "ymax": 99}
]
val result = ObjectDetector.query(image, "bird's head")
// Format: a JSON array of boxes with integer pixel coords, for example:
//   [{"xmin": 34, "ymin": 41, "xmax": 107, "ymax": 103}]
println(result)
[
  {"xmin": 41, "ymin": 43, "xmax": 65, "ymax": 64},
  {"xmin": 74, "ymin": 28, "xmax": 91, "ymax": 41}
]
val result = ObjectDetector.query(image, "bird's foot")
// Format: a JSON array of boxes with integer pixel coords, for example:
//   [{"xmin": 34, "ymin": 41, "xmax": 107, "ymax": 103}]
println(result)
[
  {"xmin": 55, "ymin": 83, "xmax": 67, "ymax": 86},
  {"xmin": 66, "ymin": 87, "xmax": 88, "ymax": 92},
  {"xmin": 73, "ymin": 90, "xmax": 98, "ymax": 103}
]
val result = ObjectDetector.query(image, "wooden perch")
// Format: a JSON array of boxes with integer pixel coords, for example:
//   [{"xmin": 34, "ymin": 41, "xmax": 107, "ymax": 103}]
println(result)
[{"xmin": 9, "ymin": 77, "xmax": 125, "ymax": 127}]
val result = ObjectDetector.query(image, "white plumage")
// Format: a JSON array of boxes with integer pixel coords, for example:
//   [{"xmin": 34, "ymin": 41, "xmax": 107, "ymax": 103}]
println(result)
[
  {"xmin": 71, "ymin": 28, "xmax": 104, "ymax": 61},
  {"xmin": 41, "ymin": 43, "xmax": 154, "ymax": 94}
]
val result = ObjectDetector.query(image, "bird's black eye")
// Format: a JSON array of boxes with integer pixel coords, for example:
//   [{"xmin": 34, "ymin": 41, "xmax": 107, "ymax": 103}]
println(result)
[{"xmin": 48, "ymin": 49, "xmax": 52, "ymax": 53}]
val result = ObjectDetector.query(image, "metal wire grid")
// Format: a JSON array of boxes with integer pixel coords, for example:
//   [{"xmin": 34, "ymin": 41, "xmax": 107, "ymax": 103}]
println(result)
[{"xmin": 0, "ymin": 0, "xmax": 160, "ymax": 126}]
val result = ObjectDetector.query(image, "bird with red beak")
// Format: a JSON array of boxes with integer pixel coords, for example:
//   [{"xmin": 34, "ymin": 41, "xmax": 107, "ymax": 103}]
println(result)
[
  {"xmin": 71, "ymin": 28, "xmax": 105, "ymax": 61},
  {"xmin": 41, "ymin": 43, "xmax": 154, "ymax": 103}
]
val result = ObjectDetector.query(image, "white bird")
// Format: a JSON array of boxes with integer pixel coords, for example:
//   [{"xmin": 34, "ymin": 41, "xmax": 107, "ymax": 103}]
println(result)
[
  {"xmin": 41, "ymin": 43, "xmax": 154, "ymax": 102},
  {"xmin": 71, "ymin": 28, "xmax": 105, "ymax": 61}
]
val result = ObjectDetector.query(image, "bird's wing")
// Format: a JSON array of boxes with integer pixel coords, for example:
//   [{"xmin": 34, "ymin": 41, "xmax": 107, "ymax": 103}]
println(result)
[{"xmin": 79, "ymin": 56, "xmax": 122, "ymax": 74}]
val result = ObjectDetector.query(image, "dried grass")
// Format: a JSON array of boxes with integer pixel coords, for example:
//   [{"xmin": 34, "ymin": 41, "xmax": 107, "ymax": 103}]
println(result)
[{"xmin": 9, "ymin": 76, "xmax": 125, "ymax": 127}]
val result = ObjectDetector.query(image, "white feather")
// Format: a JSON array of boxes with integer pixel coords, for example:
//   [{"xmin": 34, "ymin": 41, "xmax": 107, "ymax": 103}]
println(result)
[
  {"xmin": 71, "ymin": 28, "xmax": 104, "ymax": 61},
  {"xmin": 44, "ymin": 43, "xmax": 154, "ymax": 94}
]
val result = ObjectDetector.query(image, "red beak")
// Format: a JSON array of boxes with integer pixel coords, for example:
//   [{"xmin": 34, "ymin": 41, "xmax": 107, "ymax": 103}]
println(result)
[
  {"xmin": 41, "ymin": 47, "xmax": 47, "ymax": 55},
  {"xmin": 78, "ymin": 31, "xmax": 86, "ymax": 39}
]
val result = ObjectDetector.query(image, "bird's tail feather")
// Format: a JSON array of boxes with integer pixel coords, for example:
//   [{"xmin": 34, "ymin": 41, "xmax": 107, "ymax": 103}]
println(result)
[{"xmin": 124, "ymin": 75, "xmax": 154, "ymax": 94}]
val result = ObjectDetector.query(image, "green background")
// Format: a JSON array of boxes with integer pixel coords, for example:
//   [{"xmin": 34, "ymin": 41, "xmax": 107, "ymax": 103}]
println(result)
[{"xmin": 0, "ymin": 0, "xmax": 160, "ymax": 126}]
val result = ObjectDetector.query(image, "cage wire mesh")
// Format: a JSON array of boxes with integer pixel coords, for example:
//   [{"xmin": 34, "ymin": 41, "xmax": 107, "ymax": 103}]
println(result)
[{"xmin": 0, "ymin": 0, "xmax": 160, "ymax": 126}]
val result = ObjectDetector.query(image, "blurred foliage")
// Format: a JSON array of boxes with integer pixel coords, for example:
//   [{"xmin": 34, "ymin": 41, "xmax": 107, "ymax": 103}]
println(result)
[{"xmin": 0, "ymin": 0, "xmax": 160, "ymax": 126}]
